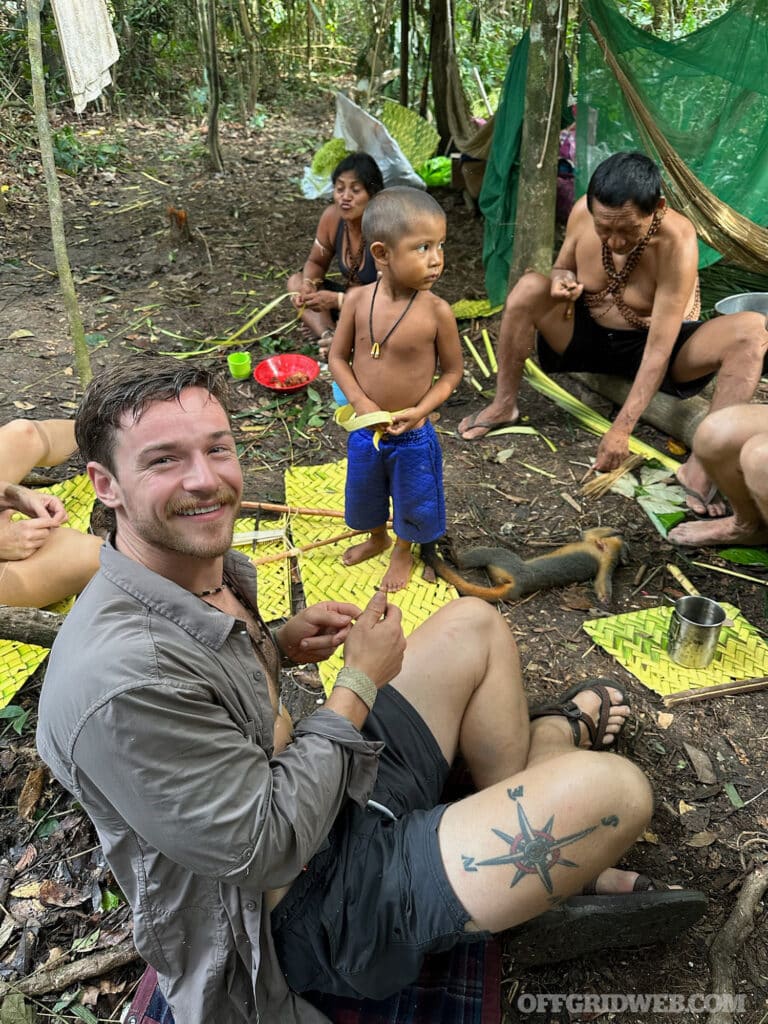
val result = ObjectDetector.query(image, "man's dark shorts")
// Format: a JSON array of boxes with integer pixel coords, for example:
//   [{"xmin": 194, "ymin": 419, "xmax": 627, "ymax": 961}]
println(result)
[
  {"xmin": 537, "ymin": 296, "xmax": 715, "ymax": 399},
  {"xmin": 271, "ymin": 686, "xmax": 489, "ymax": 1001}
]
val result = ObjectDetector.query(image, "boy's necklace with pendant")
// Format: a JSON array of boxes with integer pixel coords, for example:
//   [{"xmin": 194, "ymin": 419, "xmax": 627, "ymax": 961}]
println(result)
[{"xmin": 368, "ymin": 278, "xmax": 418, "ymax": 358}]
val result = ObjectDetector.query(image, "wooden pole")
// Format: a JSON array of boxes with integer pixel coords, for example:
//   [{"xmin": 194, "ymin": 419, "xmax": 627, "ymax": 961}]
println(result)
[
  {"xmin": 252, "ymin": 530, "xmax": 361, "ymax": 565},
  {"xmin": 240, "ymin": 500, "xmax": 345, "ymax": 518},
  {"xmin": 26, "ymin": 0, "xmax": 92, "ymax": 384}
]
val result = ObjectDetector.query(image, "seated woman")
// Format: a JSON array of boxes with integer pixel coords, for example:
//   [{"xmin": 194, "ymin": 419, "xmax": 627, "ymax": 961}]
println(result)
[
  {"xmin": 0, "ymin": 419, "xmax": 102, "ymax": 608},
  {"xmin": 289, "ymin": 152, "xmax": 384, "ymax": 358}
]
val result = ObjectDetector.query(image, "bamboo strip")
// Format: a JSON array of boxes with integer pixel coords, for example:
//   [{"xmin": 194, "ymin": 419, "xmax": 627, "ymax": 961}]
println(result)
[
  {"xmin": 664, "ymin": 675, "xmax": 768, "ymax": 706},
  {"xmin": 240, "ymin": 500, "xmax": 345, "ymax": 518},
  {"xmin": 251, "ymin": 530, "xmax": 361, "ymax": 565}
]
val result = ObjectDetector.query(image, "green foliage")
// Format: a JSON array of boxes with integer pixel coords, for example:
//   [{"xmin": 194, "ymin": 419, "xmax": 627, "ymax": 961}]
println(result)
[
  {"xmin": 0, "ymin": 705, "xmax": 31, "ymax": 735},
  {"xmin": 51, "ymin": 126, "xmax": 122, "ymax": 176},
  {"xmin": 311, "ymin": 138, "xmax": 350, "ymax": 177}
]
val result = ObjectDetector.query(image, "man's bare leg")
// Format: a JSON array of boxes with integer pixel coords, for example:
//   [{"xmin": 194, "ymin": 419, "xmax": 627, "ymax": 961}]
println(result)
[
  {"xmin": 0, "ymin": 527, "xmax": 103, "ymax": 608},
  {"xmin": 380, "ymin": 536, "xmax": 413, "ymax": 593},
  {"xmin": 670, "ymin": 312, "xmax": 768, "ymax": 516},
  {"xmin": 342, "ymin": 525, "xmax": 392, "ymax": 567},
  {"xmin": 389, "ymin": 598, "xmax": 644, "ymax": 927},
  {"xmin": 439, "ymin": 744, "xmax": 652, "ymax": 933},
  {"xmin": 458, "ymin": 273, "xmax": 575, "ymax": 440},
  {"xmin": 0, "ymin": 419, "xmax": 77, "ymax": 483},
  {"xmin": 669, "ymin": 405, "xmax": 768, "ymax": 546}
]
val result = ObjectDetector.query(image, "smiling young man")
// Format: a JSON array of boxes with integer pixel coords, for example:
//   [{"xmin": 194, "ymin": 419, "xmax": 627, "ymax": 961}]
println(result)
[
  {"xmin": 37, "ymin": 357, "xmax": 706, "ymax": 1024},
  {"xmin": 458, "ymin": 151, "xmax": 768, "ymax": 518}
]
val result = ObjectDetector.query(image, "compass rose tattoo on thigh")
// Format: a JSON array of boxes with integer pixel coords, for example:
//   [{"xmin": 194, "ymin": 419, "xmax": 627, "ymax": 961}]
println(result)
[{"xmin": 462, "ymin": 786, "xmax": 620, "ymax": 901}]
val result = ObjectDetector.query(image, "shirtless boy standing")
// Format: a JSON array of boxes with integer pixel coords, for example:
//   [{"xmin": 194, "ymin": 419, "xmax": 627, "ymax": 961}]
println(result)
[{"xmin": 329, "ymin": 187, "xmax": 463, "ymax": 592}]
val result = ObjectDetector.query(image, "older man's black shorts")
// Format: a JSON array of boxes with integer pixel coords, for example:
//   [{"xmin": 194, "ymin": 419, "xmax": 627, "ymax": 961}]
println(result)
[
  {"xmin": 537, "ymin": 297, "xmax": 715, "ymax": 399},
  {"xmin": 271, "ymin": 686, "xmax": 490, "ymax": 1001}
]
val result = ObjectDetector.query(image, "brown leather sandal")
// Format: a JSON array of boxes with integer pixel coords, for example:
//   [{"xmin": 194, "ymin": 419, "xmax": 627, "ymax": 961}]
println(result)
[{"xmin": 529, "ymin": 677, "xmax": 629, "ymax": 750}]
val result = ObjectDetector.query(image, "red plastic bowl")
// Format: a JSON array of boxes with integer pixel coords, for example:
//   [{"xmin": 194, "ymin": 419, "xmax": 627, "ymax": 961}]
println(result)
[{"xmin": 253, "ymin": 353, "xmax": 320, "ymax": 393}]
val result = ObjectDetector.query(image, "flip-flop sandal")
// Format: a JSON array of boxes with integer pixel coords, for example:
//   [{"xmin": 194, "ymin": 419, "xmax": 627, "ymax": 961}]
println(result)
[
  {"xmin": 504, "ymin": 885, "xmax": 707, "ymax": 965},
  {"xmin": 529, "ymin": 677, "xmax": 629, "ymax": 750},
  {"xmin": 672, "ymin": 477, "xmax": 729, "ymax": 519},
  {"xmin": 457, "ymin": 410, "xmax": 520, "ymax": 441}
]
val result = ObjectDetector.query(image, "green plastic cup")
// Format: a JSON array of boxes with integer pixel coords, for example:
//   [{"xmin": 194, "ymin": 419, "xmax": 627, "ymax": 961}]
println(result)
[{"xmin": 227, "ymin": 351, "xmax": 252, "ymax": 379}]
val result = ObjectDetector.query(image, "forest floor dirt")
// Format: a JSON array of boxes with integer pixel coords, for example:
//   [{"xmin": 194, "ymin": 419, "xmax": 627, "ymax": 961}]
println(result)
[{"xmin": 0, "ymin": 97, "xmax": 767, "ymax": 1023}]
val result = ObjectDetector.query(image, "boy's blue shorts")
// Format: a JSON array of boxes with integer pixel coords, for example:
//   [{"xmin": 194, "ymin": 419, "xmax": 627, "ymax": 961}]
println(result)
[{"xmin": 344, "ymin": 421, "xmax": 445, "ymax": 544}]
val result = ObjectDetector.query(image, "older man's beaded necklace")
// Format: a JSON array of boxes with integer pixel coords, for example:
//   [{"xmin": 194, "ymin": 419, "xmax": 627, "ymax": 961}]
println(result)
[{"xmin": 583, "ymin": 206, "xmax": 665, "ymax": 330}]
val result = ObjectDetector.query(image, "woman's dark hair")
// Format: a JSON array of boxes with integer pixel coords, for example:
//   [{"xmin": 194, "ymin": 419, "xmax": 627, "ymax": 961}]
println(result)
[
  {"xmin": 331, "ymin": 152, "xmax": 384, "ymax": 197},
  {"xmin": 586, "ymin": 152, "xmax": 662, "ymax": 216}
]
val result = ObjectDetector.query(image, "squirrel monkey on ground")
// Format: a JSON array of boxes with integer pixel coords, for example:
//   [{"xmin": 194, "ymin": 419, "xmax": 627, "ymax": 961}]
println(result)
[{"xmin": 421, "ymin": 527, "xmax": 627, "ymax": 605}]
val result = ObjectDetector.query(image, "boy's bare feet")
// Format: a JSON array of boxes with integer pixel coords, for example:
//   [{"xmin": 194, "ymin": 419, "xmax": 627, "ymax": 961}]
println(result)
[
  {"xmin": 342, "ymin": 530, "xmax": 392, "ymax": 567},
  {"xmin": 668, "ymin": 514, "xmax": 768, "ymax": 547},
  {"xmin": 380, "ymin": 540, "xmax": 414, "ymax": 592}
]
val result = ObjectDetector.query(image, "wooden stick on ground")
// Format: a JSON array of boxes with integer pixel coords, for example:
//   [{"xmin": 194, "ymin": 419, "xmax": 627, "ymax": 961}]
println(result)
[
  {"xmin": 240, "ymin": 501, "xmax": 345, "ymax": 519},
  {"xmin": 664, "ymin": 675, "xmax": 768, "ymax": 707},
  {"xmin": 0, "ymin": 939, "xmax": 138, "ymax": 999},
  {"xmin": 252, "ymin": 530, "xmax": 362, "ymax": 565},
  {"xmin": 707, "ymin": 863, "xmax": 768, "ymax": 1024}
]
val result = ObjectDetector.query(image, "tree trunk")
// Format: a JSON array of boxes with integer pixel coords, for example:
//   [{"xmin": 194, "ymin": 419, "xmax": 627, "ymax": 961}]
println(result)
[
  {"xmin": 26, "ymin": 0, "xmax": 92, "ymax": 385},
  {"xmin": 429, "ymin": 0, "xmax": 455, "ymax": 149},
  {"xmin": 508, "ymin": 0, "xmax": 567, "ymax": 283},
  {"xmin": 196, "ymin": 0, "xmax": 224, "ymax": 173},
  {"xmin": 0, "ymin": 606, "xmax": 64, "ymax": 649},
  {"xmin": 237, "ymin": 0, "xmax": 261, "ymax": 115},
  {"xmin": 400, "ymin": 0, "xmax": 409, "ymax": 108}
]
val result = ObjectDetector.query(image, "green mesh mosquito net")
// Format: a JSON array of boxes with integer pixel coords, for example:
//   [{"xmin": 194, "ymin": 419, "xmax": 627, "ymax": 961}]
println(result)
[{"xmin": 481, "ymin": 0, "xmax": 768, "ymax": 306}]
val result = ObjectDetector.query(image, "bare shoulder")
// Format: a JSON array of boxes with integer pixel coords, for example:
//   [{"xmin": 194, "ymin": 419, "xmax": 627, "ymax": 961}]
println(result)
[
  {"xmin": 659, "ymin": 206, "xmax": 697, "ymax": 247},
  {"xmin": 316, "ymin": 205, "xmax": 341, "ymax": 246},
  {"xmin": 425, "ymin": 291, "xmax": 453, "ymax": 317}
]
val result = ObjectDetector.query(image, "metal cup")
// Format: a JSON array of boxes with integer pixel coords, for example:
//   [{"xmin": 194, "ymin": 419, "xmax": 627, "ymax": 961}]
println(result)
[{"xmin": 666, "ymin": 596, "xmax": 726, "ymax": 669}]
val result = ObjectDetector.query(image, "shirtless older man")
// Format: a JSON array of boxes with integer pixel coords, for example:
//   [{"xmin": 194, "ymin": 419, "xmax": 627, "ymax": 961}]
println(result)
[{"xmin": 459, "ymin": 152, "xmax": 768, "ymax": 517}]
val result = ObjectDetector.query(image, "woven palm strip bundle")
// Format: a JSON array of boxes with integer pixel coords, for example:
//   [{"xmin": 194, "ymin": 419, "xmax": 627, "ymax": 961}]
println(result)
[
  {"xmin": 451, "ymin": 298, "xmax": 504, "ymax": 320},
  {"xmin": 0, "ymin": 474, "xmax": 97, "ymax": 706},
  {"xmin": 284, "ymin": 459, "xmax": 457, "ymax": 694},
  {"xmin": 234, "ymin": 516, "xmax": 291, "ymax": 622},
  {"xmin": 583, "ymin": 602, "xmax": 768, "ymax": 702},
  {"xmin": 381, "ymin": 99, "xmax": 439, "ymax": 170}
]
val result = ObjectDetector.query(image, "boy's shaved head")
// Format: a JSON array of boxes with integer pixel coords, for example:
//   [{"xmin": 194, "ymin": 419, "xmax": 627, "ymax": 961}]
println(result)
[{"xmin": 362, "ymin": 187, "xmax": 445, "ymax": 247}]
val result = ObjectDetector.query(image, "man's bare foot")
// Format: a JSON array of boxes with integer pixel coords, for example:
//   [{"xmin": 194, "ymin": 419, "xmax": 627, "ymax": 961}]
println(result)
[
  {"xmin": 589, "ymin": 867, "xmax": 681, "ymax": 894},
  {"xmin": 380, "ymin": 543, "xmax": 413, "ymax": 592},
  {"xmin": 676, "ymin": 460, "xmax": 727, "ymax": 517},
  {"xmin": 531, "ymin": 682, "xmax": 630, "ymax": 750},
  {"xmin": 458, "ymin": 405, "xmax": 519, "ymax": 441},
  {"xmin": 668, "ymin": 515, "xmax": 768, "ymax": 548},
  {"xmin": 342, "ymin": 532, "xmax": 392, "ymax": 566},
  {"xmin": 569, "ymin": 685, "xmax": 629, "ymax": 748}
]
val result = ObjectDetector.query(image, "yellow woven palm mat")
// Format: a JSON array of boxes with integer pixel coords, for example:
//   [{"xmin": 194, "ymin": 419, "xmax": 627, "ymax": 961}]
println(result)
[
  {"xmin": 0, "ymin": 642, "xmax": 49, "ymax": 709},
  {"xmin": 0, "ymin": 475, "xmax": 97, "ymax": 704},
  {"xmin": 44, "ymin": 473, "xmax": 97, "ymax": 533},
  {"xmin": 233, "ymin": 516, "xmax": 291, "ymax": 622},
  {"xmin": 285, "ymin": 459, "xmax": 458, "ymax": 693},
  {"xmin": 583, "ymin": 602, "xmax": 768, "ymax": 700}
]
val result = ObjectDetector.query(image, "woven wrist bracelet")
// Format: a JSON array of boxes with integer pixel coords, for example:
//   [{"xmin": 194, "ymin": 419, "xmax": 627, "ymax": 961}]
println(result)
[{"xmin": 334, "ymin": 666, "xmax": 377, "ymax": 711}]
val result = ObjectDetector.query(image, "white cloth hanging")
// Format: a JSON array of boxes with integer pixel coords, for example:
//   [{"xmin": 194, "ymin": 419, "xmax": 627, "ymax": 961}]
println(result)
[{"xmin": 51, "ymin": 0, "xmax": 119, "ymax": 113}]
